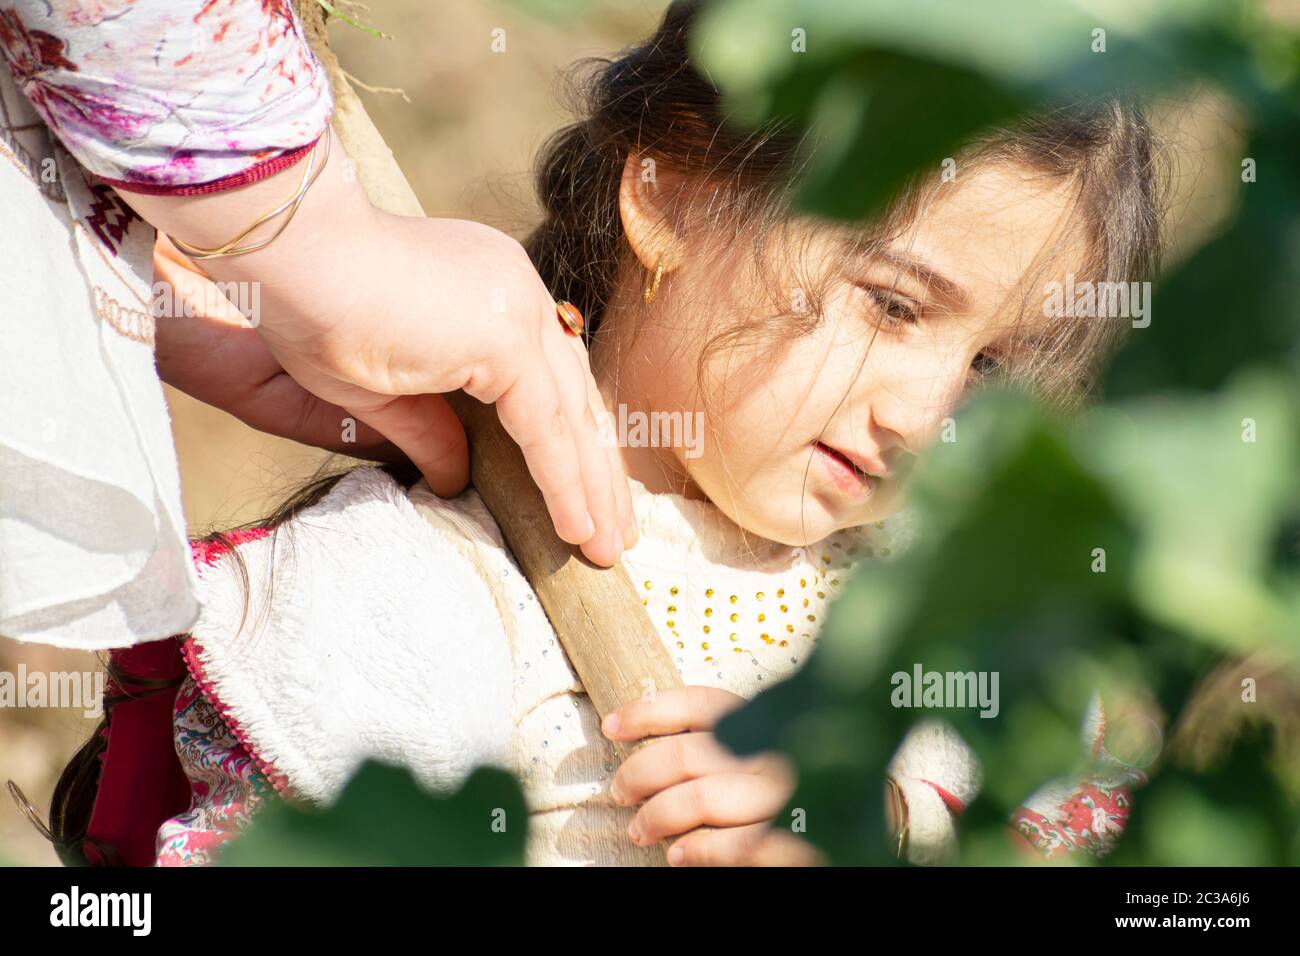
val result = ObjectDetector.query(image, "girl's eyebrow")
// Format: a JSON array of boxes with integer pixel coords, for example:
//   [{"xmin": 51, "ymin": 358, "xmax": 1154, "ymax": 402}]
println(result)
[
  {"xmin": 869, "ymin": 246, "xmax": 971, "ymax": 312},
  {"xmin": 836, "ymin": 233, "xmax": 971, "ymax": 312}
]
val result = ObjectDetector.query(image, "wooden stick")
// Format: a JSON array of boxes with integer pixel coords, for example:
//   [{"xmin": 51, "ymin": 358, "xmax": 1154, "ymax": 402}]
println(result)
[{"xmin": 296, "ymin": 2, "xmax": 683, "ymax": 740}]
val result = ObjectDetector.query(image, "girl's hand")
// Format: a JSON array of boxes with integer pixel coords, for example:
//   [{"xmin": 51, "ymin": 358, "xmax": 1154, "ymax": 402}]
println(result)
[{"xmin": 602, "ymin": 686, "xmax": 822, "ymax": 866}]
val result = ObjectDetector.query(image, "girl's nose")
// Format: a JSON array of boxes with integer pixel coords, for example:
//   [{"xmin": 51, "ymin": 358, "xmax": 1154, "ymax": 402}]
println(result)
[{"xmin": 869, "ymin": 350, "xmax": 974, "ymax": 456}]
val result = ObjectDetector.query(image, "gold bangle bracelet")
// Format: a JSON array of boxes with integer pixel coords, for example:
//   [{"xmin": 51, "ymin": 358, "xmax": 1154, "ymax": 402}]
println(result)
[{"xmin": 168, "ymin": 125, "xmax": 332, "ymax": 261}]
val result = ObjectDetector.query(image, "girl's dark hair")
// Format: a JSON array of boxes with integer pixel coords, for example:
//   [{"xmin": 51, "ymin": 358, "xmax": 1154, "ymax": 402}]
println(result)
[{"xmin": 526, "ymin": 0, "xmax": 1165, "ymax": 407}]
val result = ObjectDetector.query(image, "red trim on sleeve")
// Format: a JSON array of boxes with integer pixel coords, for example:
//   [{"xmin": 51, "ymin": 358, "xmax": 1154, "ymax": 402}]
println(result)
[
  {"xmin": 99, "ymin": 137, "xmax": 319, "ymax": 196},
  {"xmin": 82, "ymin": 526, "xmax": 277, "ymax": 866},
  {"xmin": 920, "ymin": 779, "xmax": 966, "ymax": 816}
]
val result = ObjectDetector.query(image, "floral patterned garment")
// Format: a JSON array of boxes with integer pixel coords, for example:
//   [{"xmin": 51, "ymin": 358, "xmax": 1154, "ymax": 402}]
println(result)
[
  {"xmin": 1009, "ymin": 693, "xmax": 1152, "ymax": 860},
  {"xmin": 155, "ymin": 675, "xmax": 273, "ymax": 866},
  {"xmin": 0, "ymin": 0, "xmax": 331, "ymax": 191},
  {"xmin": 1012, "ymin": 777, "xmax": 1140, "ymax": 859},
  {"xmin": 149, "ymin": 528, "xmax": 276, "ymax": 867}
]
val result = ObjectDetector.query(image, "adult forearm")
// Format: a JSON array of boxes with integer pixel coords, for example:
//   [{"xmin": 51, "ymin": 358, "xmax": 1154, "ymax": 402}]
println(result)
[{"xmin": 117, "ymin": 131, "xmax": 385, "ymax": 346}]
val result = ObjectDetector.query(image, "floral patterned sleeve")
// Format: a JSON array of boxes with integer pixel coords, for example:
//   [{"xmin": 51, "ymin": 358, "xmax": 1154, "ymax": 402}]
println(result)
[
  {"xmin": 1010, "ymin": 692, "xmax": 1157, "ymax": 860},
  {"xmin": 0, "ymin": 0, "xmax": 331, "ymax": 193}
]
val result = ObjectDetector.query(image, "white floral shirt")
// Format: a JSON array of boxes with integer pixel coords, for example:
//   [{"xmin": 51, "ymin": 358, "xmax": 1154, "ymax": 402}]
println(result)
[{"xmin": 0, "ymin": 0, "xmax": 331, "ymax": 191}]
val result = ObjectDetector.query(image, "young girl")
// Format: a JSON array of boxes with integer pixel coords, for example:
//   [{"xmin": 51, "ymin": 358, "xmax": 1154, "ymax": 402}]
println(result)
[{"xmin": 34, "ymin": 0, "xmax": 1162, "ymax": 867}]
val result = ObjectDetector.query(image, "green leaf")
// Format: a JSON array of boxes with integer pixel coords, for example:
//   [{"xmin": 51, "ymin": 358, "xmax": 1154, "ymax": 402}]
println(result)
[
  {"xmin": 317, "ymin": 0, "xmax": 392, "ymax": 40},
  {"xmin": 716, "ymin": 384, "xmax": 1299, "ymax": 864},
  {"xmin": 1103, "ymin": 127, "xmax": 1300, "ymax": 395},
  {"xmin": 692, "ymin": 0, "xmax": 1263, "ymax": 223},
  {"xmin": 219, "ymin": 762, "xmax": 528, "ymax": 867},
  {"xmin": 1083, "ymin": 371, "xmax": 1300, "ymax": 653},
  {"xmin": 693, "ymin": 0, "xmax": 1300, "ymax": 869},
  {"xmin": 716, "ymin": 391, "xmax": 1144, "ymax": 863}
]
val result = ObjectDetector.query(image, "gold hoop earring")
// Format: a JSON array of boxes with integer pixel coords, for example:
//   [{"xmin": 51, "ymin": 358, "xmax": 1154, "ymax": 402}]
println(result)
[
  {"xmin": 7, "ymin": 780, "xmax": 54, "ymax": 842},
  {"xmin": 885, "ymin": 777, "xmax": 908, "ymax": 860},
  {"xmin": 643, "ymin": 257, "xmax": 665, "ymax": 305}
]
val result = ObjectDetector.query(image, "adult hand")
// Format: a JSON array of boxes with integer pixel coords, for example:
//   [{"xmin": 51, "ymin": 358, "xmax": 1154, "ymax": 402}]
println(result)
[
  {"xmin": 129, "ymin": 132, "xmax": 635, "ymax": 567},
  {"xmin": 153, "ymin": 235, "xmax": 401, "ymax": 460}
]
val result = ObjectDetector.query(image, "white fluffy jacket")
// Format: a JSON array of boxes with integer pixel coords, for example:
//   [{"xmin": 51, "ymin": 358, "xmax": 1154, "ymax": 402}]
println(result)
[{"xmin": 186, "ymin": 467, "xmax": 980, "ymax": 865}]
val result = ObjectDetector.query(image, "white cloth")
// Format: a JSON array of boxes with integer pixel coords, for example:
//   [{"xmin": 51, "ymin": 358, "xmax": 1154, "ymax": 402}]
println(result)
[
  {"xmin": 185, "ymin": 466, "xmax": 977, "ymax": 865},
  {"xmin": 184, "ymin": 469, "xmax": 515, "ymax": 801},
  {"xmin": 0, "ymin": 71, "xmax": 197, "ymax": 649}
]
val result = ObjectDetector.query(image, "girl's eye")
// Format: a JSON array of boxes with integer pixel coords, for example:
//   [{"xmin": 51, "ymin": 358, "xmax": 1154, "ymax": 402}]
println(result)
[
  {"xmin": 858, "ymin": 284, "xmax": 919, "ymax": 325},
  {"xmin": 970, "ymin": 350, "xmax": 1001, "ymax": 379}
]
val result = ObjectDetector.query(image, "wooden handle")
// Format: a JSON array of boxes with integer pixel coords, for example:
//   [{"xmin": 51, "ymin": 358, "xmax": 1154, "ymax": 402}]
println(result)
[
  {"xmin": 296, "ymin": 3, "xmax": 683, "ymax": 737},
  {"xmin": 446, "ymin": 394, "xmax": 683, "ymax": 733}
]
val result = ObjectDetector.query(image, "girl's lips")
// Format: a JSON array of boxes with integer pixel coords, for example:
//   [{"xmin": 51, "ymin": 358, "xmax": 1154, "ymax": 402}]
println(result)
[{"xmin": 812, "ymin": 441, "xmax": 876, "ymax": 501}]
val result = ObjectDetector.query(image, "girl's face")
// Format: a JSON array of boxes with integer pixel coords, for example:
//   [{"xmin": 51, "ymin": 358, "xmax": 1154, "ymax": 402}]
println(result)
[{"xmin": 597, "ymin": 162, "xmax": 1081, "ymax": 547}]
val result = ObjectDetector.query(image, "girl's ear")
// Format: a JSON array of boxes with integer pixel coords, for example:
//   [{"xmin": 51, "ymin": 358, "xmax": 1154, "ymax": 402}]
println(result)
[{"xmin": 618, "ymin": 152, "xmax": 687, "ymax": 274}]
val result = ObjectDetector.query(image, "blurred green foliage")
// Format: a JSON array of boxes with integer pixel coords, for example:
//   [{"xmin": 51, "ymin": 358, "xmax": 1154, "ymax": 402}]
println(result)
[
  {"xmin": 696, "ymin": 0, "xmax": 1300, "ymax": 865},
  {"xmin": 225, "ymin": 0, "xmax": 1299, "ymax": 866},
  {"xmin": 220, "ymin": 765, "xmax": 527, "ymax": 866}
]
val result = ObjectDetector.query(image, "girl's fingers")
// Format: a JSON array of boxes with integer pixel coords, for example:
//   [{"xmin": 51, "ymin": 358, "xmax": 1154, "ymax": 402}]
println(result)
[
  {"xmin": 749, "ymin": 830, "xmax": 826, "ymax": 867},
  {"xmin": 666, "ymin": 822, "xmax": 768, "ymax": 867},
  {"xmin": 540, "ymin": 317, "xmax": 622, "ymax": 566},
  {"xmin": 627, "ymin": 772, "xmax": 792, "ymax": 846},
  {"xmin": 667, "ymin": 826, "xmax": 824, "ymax": 867},
  {"xmin": 602, "ymin": 685, "xmax": 745, "ymax": 741},
  {"xmin": 611, "ymin": 732, "xmax": 785, "ymax": 806}
]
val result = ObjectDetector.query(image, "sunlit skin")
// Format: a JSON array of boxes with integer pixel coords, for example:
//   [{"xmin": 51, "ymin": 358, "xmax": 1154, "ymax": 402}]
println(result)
[{"xmin": 596, "ymin": 157, "xmax": 1085, "ymax": 865}]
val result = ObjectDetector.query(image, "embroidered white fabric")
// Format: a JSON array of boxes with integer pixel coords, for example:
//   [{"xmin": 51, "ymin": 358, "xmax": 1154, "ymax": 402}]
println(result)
[{"xmin": 0, "ymin": 71, "xmax": 197, "ymax": 649}]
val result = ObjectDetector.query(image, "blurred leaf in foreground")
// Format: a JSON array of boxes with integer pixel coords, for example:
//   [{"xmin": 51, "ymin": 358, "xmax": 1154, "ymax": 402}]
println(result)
[
  {"xmin": 717, "ymin": 391, "xmax": 1142, "ymax": 863},
  {"xmin": 1084, "ymin": 371, "xmax": 1300, "ymax": 656},
  {"xmin": 219, "ymin": 763, "xmax": 528, "ymax": 866},
  {"xmin": 716, "ymin": 382, "xmax": 1300, "ymax": 865},
  {"xmin": 1108, "ymin": 729, "xmax": 1300, "ymax": 865},
  {"xmin": 693, "ymin": 0, "xmax": 1256, "ymax": 222}
]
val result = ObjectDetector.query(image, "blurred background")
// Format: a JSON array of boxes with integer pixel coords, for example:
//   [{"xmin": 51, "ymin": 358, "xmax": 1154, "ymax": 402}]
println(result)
[{"xmin": 0, "ymin": 0, "xmax": 1271, "ymax": 864}]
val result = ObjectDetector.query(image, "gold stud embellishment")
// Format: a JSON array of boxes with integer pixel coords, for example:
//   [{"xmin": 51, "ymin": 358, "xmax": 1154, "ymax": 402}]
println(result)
[{"xmin": 556, "ymin": 300, "xmax": 585, "ymax": 337}]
